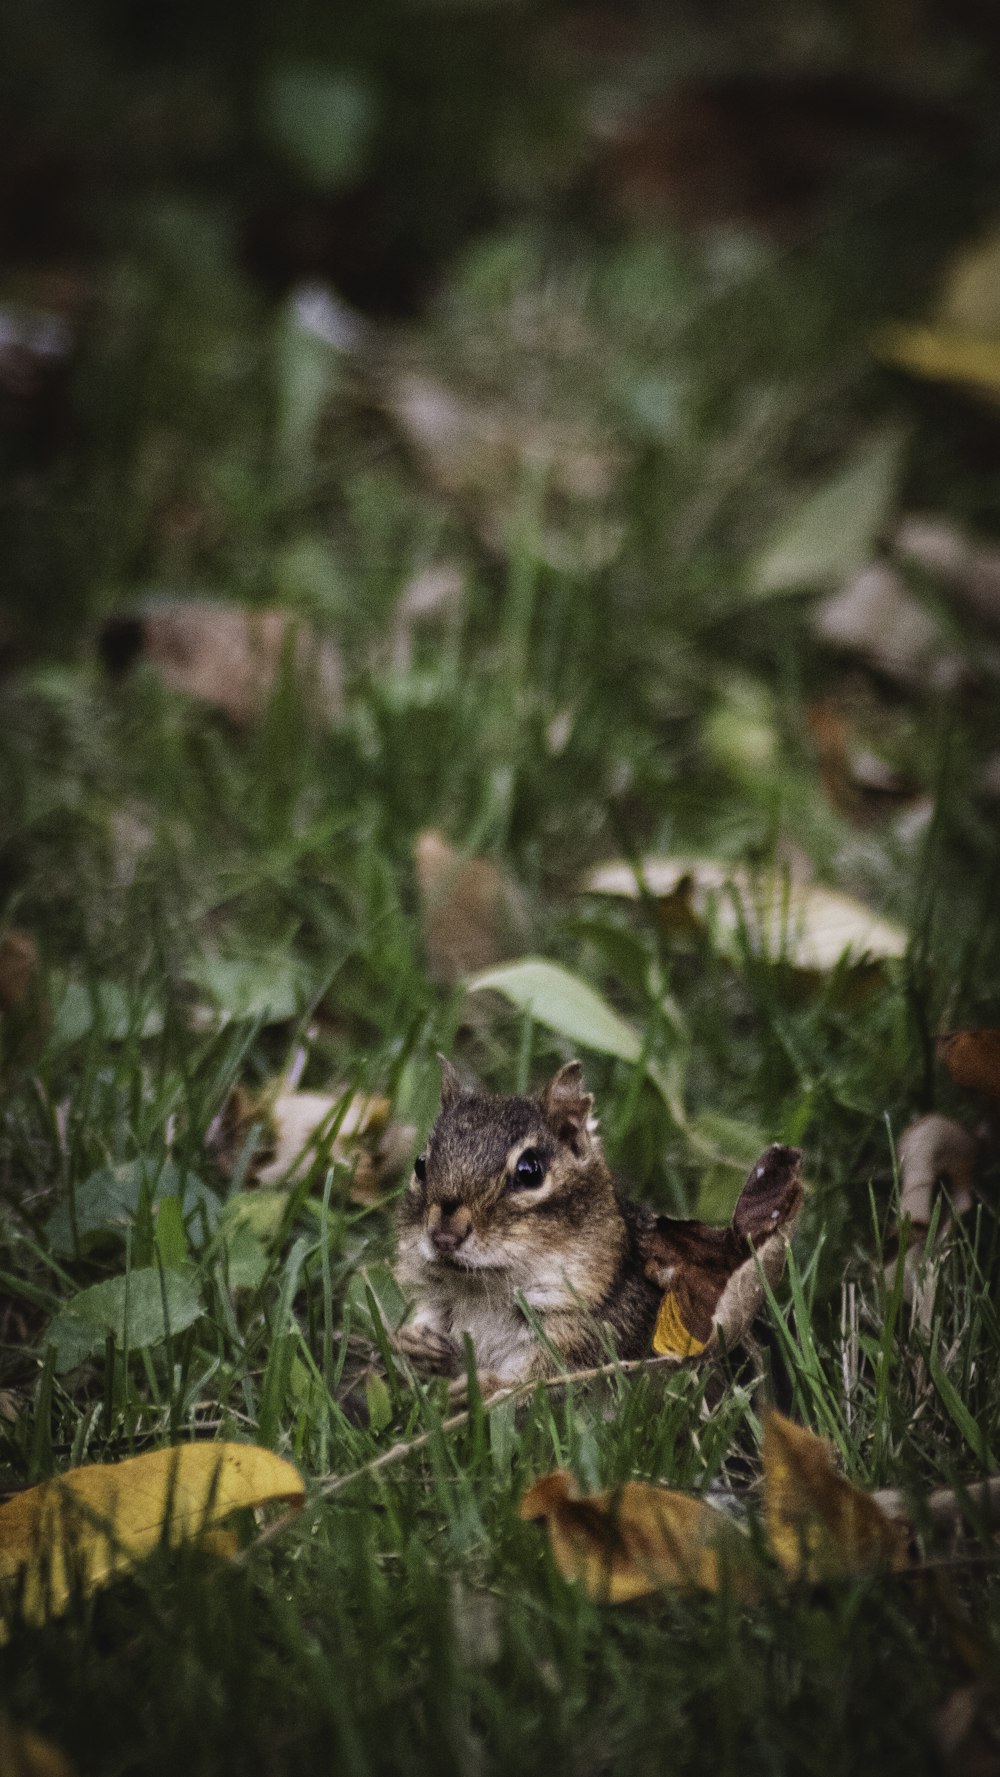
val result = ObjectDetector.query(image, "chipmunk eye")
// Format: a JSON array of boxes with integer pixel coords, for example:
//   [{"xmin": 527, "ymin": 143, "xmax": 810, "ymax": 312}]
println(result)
[
  {"xmin": 512, "ymin": 1147, "xmax": 546, "ymax": 1189},
  {"xmin": 414, "ymin": 1154, "xmax": 426, "ymax": 1182}
]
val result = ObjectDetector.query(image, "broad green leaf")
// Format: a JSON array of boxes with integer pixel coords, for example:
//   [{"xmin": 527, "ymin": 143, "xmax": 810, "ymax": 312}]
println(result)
[
  {"xmin": 219, "ymin": 1190, "xmax": 289, "ymax": 1245},
  {"xmin": 153, "ymin": 1197, "xmax": 189, "ymax": 1271},
  {"xmin": 262, "ymin": 65, "xmax": 376, "ymax": 191},
  {"xmin": 216, "ymin": 1221, "xmax": 269, "ymax": 1292},
  {"xmin": 51, "ymin": 981, "xmax": 163, "ymax": 1049},
  {"xmin": 46, "ymin": 1161, "xmax": 217, "ymax": 1257},
  {"xmin": 47, "ymin": 1270, "xmax": 203, "ymax": 1372},
  {"xmin": 187, "ymin": 951, "xmax": 311, "ymax": 1024},
  {"xmin": 466, "ymin": 958, "xmax": 642, "ymax": 1064},
  {"xmin": 365, "ymin": 1373, "xmax": 392, "ymax": 1435},
  {"xmin": 751, "ymin": 430, "xmax": 905, "ymax": 595}
]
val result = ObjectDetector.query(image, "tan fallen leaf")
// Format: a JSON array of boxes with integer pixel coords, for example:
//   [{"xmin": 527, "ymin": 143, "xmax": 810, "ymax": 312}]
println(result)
[
  {"xmin": 937, "ymin": 1029, "xmax": 1000, "ymax": 1102},
  {"xmin": 888, "ymin": 1114, "xmax": 977, "ymax": 1329},
  {"xmin": 0, "ymin": 1443, "xmax": 304, "ymax": 1635},
  {"xmin": 390, "ymin": 563, "xmax": 466, "ymax": 673},
  {"xmin": 100, "ymin": 599, "xmax": 343, "ymax": 725},
  {"xmin": 0, "ymin": 1716, "xmax": 77, "ymax": 1777},
  {"xmin": 208, "ymin": 1084, "xmax": 410, "ymax": 1203},
  {"xmin": 762, "ymin": 1410, "xmax": 909, "ymax": 1582},
  {"xmin": 582, "ymin": 856, "xmax": 906, "ymax": 972},
  {"xmin": 896, "ymin": 516, "xmax": 1000, "ymax": 634},
  {"xmin": 415, "ymin": 830, "xmax": 530, "ymax": 985},
  {"xmin": 813, "ymin": 562, "xmax": 964, "ymax": 690},
  {"xmin": 519, "ymin": 1469, "xmax": 752, "ymax": 1603},
  {"xmin": 642, "ymin": 1144, "xmax": 802, "ymax": 1359},
  {"xmin": 382, "ymin": 366, "xmax": 626, "ymax": 573}
]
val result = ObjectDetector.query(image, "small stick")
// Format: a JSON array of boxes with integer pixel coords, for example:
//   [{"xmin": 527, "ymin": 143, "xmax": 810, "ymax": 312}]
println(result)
[{"xmin": 242, "ymin": 1352, "xmax": 685, "ymax": 1559}]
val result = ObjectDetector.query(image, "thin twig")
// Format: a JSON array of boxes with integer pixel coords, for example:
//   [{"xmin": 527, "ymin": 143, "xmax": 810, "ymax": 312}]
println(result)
[{"xmin": 242, "ymin": 1353, "xmax": 685, "ymax": 1560}]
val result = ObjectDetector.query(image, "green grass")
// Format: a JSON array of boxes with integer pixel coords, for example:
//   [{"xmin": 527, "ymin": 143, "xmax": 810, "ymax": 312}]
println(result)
[{"xmin": 4, "ymin": 18, "xmax": 1000, "ymax": 1767}]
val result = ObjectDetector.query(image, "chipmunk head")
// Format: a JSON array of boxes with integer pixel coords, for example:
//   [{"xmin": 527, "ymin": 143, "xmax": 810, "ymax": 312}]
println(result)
[{"xmin": 399, "ymin": 1059, "xmax": 622, "ymax": 1282}]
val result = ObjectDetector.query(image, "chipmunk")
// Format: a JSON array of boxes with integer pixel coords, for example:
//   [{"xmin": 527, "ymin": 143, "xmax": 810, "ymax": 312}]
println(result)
[{"xmin": 393, "ymin": 1058, "xmax": 663, "ymax": 1390}]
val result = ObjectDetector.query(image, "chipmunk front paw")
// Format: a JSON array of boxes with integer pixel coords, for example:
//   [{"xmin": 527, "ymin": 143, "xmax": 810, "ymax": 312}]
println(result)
[{"xmin": 394, "ymin": 1320, "xmax": 459, "ymax": 1373}]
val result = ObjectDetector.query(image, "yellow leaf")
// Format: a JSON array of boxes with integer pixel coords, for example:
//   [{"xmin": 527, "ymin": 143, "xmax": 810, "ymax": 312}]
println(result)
[
  {"xmin": 0, "ymin": 1715, "xmax": 76, "ymax": 1777},
  {"xmin": 876, "ymin": 325, "xmax": 1000, "ymax": 403},
  {"xmin": 762, "ymin": 1411, "xmax": 908, "ymax": 1582},
  {"xmin": 652, "ymin": 1291, "xmax": 708, "ymax": 1359},
  {"xmin": 519, "ymin": 1470, "xmax": 752, "ymax": 1603},
  {"xmin": 0, "ymin": 1442, "xmax": 304, "ymax": 1636}
]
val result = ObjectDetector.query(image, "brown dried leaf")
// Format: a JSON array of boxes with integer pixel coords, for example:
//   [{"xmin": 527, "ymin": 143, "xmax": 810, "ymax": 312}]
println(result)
[
  {"xmin": 415, "ymin": 830, "xmax": 530, "ymax": 985},
  {"xmin": 762, "ymin": 1411, "xmax": 909, "ymax": 1583},
  {"xmin": 519, "ymin": 1469, "xmax": 752, "ymax": 1603},
  {"xmin": 937, "ymin": 1029, "xmax": 1000, "ymax": 1102},
  {"xmin": 100, "ymin": 600, "xmax": 343, "ymax": 725},
  {"xmin": 643, "ymin": 1144, "xmax": 802, "ymax": 1358}
]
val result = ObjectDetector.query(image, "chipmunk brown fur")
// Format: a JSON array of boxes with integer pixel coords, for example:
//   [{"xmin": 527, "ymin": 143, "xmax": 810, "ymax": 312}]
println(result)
[{"xmin": 394, "ymin": 1059, "xmax": 661, "ymax": 1389}]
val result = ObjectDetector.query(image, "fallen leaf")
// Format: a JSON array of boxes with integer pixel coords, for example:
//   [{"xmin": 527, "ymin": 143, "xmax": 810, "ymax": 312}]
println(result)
[
  {"xmin": 877, "ymin": 325, "xmax": 1000, "ymax": 403},
  {"xmin": 0, "ymin": 1443, "xmax": 303, "ymax": 1634},
  {"xmin": 751, "ymin": 430, "xmax": 904, "ymax": 595},
  {"xmin": 0, "ymin": 1716, "xmax": 77, "ymax": 1777},
  {"xmin": 382, "ymin": 366, "xmax": 626, "ymax": 573},
  {"xmin": 897, "ymin": 1115, "xmax": 977, "ymax": 1227},
  {"xmin": 813, "ymin": 562, "xmax": 963, "ymax": 690},
  {"xmin": 888, "ymin": 1114, "xmax": 977, "ymax": 1329},
  {"xmin": 208, "ymin": 1084, "xmax": 409, "ymax": 1204},
  {"xmin": 519, "ymin": 1469, "xmax": 750, "ymax": 1603},
  {"xmin": 185, "ymin": 950, "xmax": 313, "ymax": 1026},
  {"xmin": 937, "ymin": 1029, "xmax": 1000, "ymax": 1102},
  {"xmin": 896, "ymin": 516, "xmax": 1000, "ymax": 633},
  {"xmin": 391, "ymin": 564, "xmax": 466, "ymax": 672},
  {"xmin": 806, "ymin": 699, "xmax": 919, "ymax": 823},
  {"xmin": 762, "ymin": 1410, "xmax": 908, "ymax": 1582},
  {"xmin": 582, "ymin": 857, "xmax": 907, "ymax": 971},
  {"xmin": 876, "ymin": 223, "xmax": 1000, "ymax": 406},
  {"xmin": 416, "ymin": 830, "xmax": 530, "ymax": 984},
  {"xmin": 99, "ymin": 599, "xmax": 343, "ymax": 725},
  {"xmin": 642, "ymin": 1144, "xmax": 803, "ymax": 1358}
]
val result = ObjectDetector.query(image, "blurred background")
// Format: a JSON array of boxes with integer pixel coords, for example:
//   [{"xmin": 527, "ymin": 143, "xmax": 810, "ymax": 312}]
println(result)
[
  {"xmin": 3, "ymin": 0, "xmax": 1000, "ymax": 1191},
  {"xmin": 3, "ymin": 0, "xmax": 1000, "ymax": 658}
]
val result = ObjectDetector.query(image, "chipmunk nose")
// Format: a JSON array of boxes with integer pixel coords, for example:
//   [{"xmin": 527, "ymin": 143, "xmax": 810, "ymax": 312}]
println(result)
[{"xmin": 429, "ymin": 1200, "xmax": 472, "ymax": 1253}]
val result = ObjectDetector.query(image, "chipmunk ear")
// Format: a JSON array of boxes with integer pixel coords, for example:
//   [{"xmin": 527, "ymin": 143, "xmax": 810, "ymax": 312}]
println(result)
[
  {"xmin": 437, "ymin": 1053, "xmax": 463, "ymax": 1109},
  {"xmin": 541, "ymin": 1061, "xmax": 594, "ymax": 1152}
]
